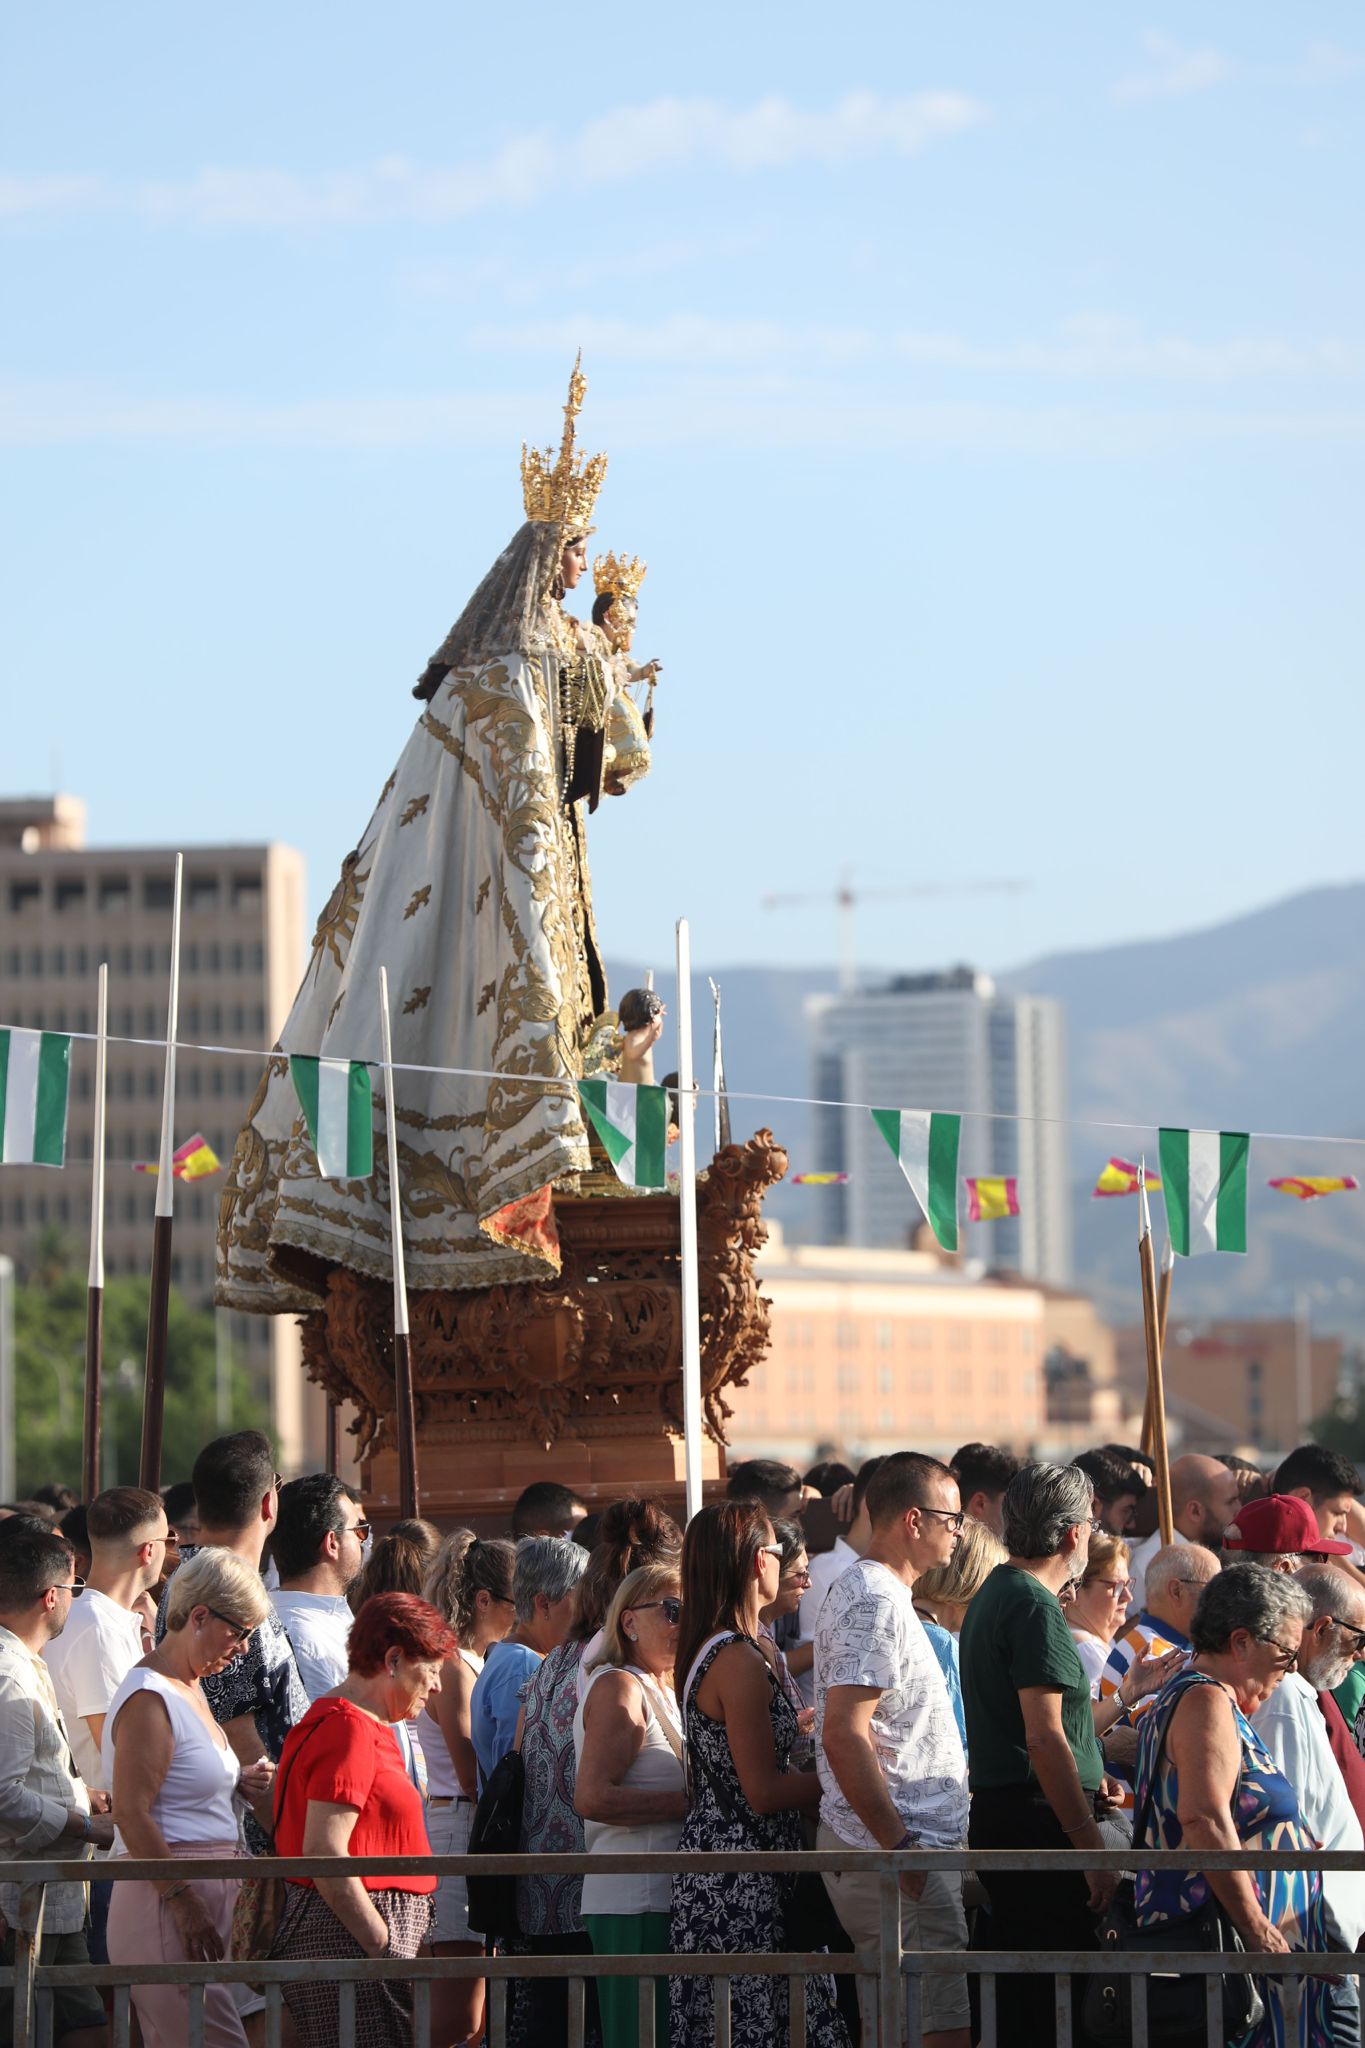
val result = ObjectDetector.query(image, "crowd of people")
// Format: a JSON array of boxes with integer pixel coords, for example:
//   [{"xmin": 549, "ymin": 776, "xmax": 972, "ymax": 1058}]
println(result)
[{"xmin": 2, "ymin": 1433, "xmax": 1365, "ymax": 2046}]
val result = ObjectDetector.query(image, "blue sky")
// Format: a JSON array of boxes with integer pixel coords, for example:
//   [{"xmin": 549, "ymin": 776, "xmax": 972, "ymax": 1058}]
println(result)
[{"xmin": 4, "ymin": 4, "xmax": 1363, "ymax": 982}]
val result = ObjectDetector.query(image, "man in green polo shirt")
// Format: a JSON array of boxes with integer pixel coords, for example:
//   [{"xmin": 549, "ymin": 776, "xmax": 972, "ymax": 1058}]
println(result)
[{"xmin": 960, "ymin": 1461, "xmax": 1123, "ymax": 2048}]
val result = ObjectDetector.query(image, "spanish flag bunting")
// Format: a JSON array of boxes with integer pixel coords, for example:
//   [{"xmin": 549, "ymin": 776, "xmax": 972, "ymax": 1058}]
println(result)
[
  {"xmin": 133, "ymin": 1132, "xmax": 222, "ymax": 1180},
  {"xmin": 1093, "ymin": 1156, "xmax": 1161, "ymax": 1199},
  {"xmin": 966, "ymin": 1176, "xmax": 1019, "ymax": 1222},
  {"xmin": 792, "ymin": 1172, "xmax": 850, "ymax": 1185},
  {"xmin": 1268, "ymin": 1175, "xmax": 1359, "ymax": 1200}
]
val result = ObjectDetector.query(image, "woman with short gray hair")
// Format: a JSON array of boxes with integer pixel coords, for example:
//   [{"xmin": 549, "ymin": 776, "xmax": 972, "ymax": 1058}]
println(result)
[
  {"xmin": 959, "ymin": 1463, "xmax": 1122, "ymax": 2046},
  {"xmin": 1134, "ymin": 1563, "xmax": 1326, "ymax": 2043},
  {"xmin": 468, "ymin": 1537, "xmax": 587, "ymax": 1785}
]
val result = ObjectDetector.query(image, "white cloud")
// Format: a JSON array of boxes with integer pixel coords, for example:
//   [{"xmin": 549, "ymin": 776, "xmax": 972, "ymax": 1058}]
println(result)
[
  {"xmin": 1294, "ymin": 41, "xmax": 1364, "ymax": 85},
  {"xmin": 0, "ymin": 92, "xmax": 986, "ymax": 229},
  {"xmin": 1114, "ymin": 31, "xmax": 1231, "ymax": 103},
  {"xmin": 468, "ymin": 312, "xmax": 1364, "ymax": 382}
]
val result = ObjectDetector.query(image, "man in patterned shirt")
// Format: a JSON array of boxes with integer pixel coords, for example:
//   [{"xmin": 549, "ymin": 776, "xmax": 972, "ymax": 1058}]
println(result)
[
  {"xmin": 156, "ymin": 1430, "xmax": 308, "ymax": 1847},
  {"xmin": 1100, "ymin": 1541, "xmax": 1219, "ymax": 1702},
  {"xmin": 817, "ymin": 1452, "xmax": 970, "ymax": 2048}
]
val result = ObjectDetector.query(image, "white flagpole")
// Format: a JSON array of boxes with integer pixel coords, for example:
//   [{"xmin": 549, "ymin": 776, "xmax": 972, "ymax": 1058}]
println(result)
[
  {"xmin": 378, "ymin": 966, "xmax": 420, "ymax": 1516},
  {"xmin": 82, "ymin": 961, "xmax": 108, "ymax": 1498},
  {"xmin": 140, "ymin": 854, "xmax": 183, "ymax": 1490},
  {"xmin": 675, "ymin": 921, "xmax": 704, "ymax": 1522}
]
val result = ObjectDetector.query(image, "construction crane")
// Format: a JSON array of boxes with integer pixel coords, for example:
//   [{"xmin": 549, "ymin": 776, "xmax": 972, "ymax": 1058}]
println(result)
[{"xmin": 760, "ymin": 867, "xmax": 1031, "ymax": 992}]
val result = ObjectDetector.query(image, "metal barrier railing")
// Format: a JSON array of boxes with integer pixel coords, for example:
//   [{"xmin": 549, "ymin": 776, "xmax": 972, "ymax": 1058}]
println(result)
[{"xmin": 3, "ymin": 1847, "xmax": 1362, "ymax": 2048}]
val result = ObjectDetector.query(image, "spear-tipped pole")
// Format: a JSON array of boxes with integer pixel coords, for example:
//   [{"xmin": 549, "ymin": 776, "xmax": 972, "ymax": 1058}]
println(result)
[
  {"xmin": 676, "ymin": 921, "xmax": 704, "ymax": 1522},
  {"xmin": 1138, "ymin": 1163, "xmax": 1174, "ymax": 1544},
  {"xmin": 139, "ymin": 855, "xmax": 183, "ymax": 1492},
  {"xmin": 707, "ymin": 977, "xmax": 731, "ymax": 1155},
  {"xmin": 1140, "ymin": 1236, "xmax": 1175, "ymax": 1460},
  {"xmin": 82, "ymin": 962, "xmax": 109, "ymax": 1500},
  {"xmin": 378, "ymin": 967, "xmax": 420, "ymax": 1518}
]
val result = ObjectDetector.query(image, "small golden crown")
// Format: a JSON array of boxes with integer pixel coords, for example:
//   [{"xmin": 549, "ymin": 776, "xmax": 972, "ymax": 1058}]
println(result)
[
  {"xmin": 592, "ymin": 551, "xmax": 647, "ymax": 603},
  {"xmin": 520, "ymin": 352, "xmax": 608, "ymax": 533}
]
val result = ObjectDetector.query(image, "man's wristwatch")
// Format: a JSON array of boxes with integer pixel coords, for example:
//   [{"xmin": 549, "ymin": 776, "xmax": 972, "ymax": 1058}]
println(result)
[{"xmin": 79, "ymin": 1812, "xmax": 94, "ymax": 1841}]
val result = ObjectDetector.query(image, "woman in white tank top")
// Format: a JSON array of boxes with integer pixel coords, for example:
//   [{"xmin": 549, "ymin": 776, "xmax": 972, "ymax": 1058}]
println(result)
[
  {"xmin": 105, "ymin": 1548, "xmax": 279, "ymax": 2048},
  {"xmin": 572, "ymin": 1562, "xmax": 686, "ymax": 2048},
  {"xmin": 418, "ymin": 1531, "xmax": 518, "ymax": 2048}
]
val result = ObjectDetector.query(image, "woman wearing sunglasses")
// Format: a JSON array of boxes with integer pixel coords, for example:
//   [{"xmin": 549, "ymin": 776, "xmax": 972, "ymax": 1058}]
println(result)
[{"xmin": 572, "ymin": 1562, "xmax": 686, "ymax": 2048}]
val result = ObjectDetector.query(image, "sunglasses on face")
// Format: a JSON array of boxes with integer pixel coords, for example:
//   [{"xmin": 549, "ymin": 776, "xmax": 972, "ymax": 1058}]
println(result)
[
  {"xmin": 918, "ymin": 1508, "xmax": 966, "ymax": 1533},
  {"xmin": 1326, "ymin": 1615, "xmax": 1365, "ymax": 1652},
  {"xmin": 207, "ymin": 1608, "xmax": 254, "ymax": 1646},
  {"xmin": 352, "ymin": 1520, "xmax": 372, "ymax": 1540},
  {"xmin": 782, "ymin": 1569, "xmax": 813, "ymax": 1588},
  {"xmin": 630, "ymin": 1598, "xmax": 682, "ymax": 1625}
]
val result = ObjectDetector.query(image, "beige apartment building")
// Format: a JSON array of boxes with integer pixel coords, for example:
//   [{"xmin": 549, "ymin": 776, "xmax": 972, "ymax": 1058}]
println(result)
[
  {"xmin": 1115, "ymin": 1317, "xmax": 1343, "ymax": 1459},
  {"xmin": 0, "ymin": 795, "xmax": 323, "ymax": 1470}
]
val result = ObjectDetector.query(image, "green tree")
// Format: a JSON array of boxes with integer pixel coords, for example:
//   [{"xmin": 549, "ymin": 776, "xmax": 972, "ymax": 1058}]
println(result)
[{"xmin": 12, "ymin": 1251, "xmax": 269, "ymax": 1498}]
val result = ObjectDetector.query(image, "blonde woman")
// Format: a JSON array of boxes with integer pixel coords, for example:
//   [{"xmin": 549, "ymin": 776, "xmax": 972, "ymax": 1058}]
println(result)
[
  {"xmin": 106, "ymin": 1548, "xmax": 276, "ymax": 2048},
  {"xmin": 1068, "ymin": 1531, "xmax": 1134, "ymax": 1690},
  {"xmin": 418, "ymin": 1531, "xmax": 517, "ymax": 2048},
  {"xmin": 572, "ymin": 1561, "xmax": 687, "ymax": 2048},
  {"xmin": 914, "ymin": 1514, "xmax": 1007, "ymax": 1748}
]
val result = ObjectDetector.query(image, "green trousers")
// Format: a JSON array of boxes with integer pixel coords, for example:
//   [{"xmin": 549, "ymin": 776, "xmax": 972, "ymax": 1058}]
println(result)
[{"xmin": 583, "ymin": 1910, "xmax": 671, "ymax": 2048}]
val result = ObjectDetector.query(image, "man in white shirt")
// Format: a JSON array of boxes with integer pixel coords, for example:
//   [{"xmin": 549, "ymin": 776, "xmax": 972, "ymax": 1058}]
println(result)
[
  {"xmin": 1255, "ymin": 1564, "xmax": 1365, "ymax": 2046},
  {"xmin": 270, "ymin": 1474, "xmax": 367, "ymax": 1699},
  {"xmin": 792, "ymin": 1455, "xmax": 883, "ymax": 1707},
  {"xmin": 0, "ymin": 1515, "xmax": 115, "ymax": 2048},
  {"xmin": 1127, "ymin": 1455, "xmax": 1241, "ymax": 1608},
  {"xmin": 44, "ymin": 1486, "xmax": 168, "ymax": 1793},
  {"xmin": 817, "ymin": 1452, "xmax": 971, "ymax": 2048}
]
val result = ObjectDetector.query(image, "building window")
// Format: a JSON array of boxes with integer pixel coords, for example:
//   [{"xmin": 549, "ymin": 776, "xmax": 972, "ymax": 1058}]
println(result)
[
  {"xmin": 99, "ymin": 877, "xmax": 131, "ymax": 912},
  {"xmin": 232, "ymin": 875, "xmax": 262, "ymax": 907},
  {"xmin": 949, "ymin": 1323, "xmax": 970, "ymax": 1352},
  {"xmin": 8, "ymin": 881, "xmax": 41, "ymax": 914},
  {"xmin": 878, "ymin": 1365, "xmax": 893, "ymax": 1394},
  {"xmin": 838, "ymin": 1364, "xmax": 860, "ymax": 1393},
  {"xmin": 189, "ymin": 875, "xmax": 220, "ymax": 909},
  {"xmin": 836, "ymin": 1317, "xmax": 858, "ymax": 1351},
  {"xmin": 144, "ymin": 877, "xmax": 175, "ymax": 911}
]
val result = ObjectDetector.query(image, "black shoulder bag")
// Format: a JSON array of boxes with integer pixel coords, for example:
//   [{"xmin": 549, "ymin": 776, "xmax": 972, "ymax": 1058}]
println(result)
[
  {"xmin": 1081, "ymin": 1680, "xmax": 1265, "ymax": 2048},
  {"xmin": 465, "ymin": 1747, "xmax": 526, "ymax": 1942}
]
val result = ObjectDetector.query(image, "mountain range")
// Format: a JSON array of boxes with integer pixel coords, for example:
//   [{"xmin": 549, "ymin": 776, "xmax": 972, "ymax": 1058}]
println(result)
[{"xmin": 608, "ymin": 878, "xmax": 1365, "ymax": 1343}]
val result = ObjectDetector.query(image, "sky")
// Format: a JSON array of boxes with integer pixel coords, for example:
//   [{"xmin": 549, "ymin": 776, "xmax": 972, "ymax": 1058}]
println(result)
[{"xmin": 4, "ymin": 4, "xmax": 1363, "ymax": 982}]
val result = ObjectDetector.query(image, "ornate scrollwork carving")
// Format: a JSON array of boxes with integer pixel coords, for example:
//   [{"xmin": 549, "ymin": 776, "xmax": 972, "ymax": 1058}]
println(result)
[{"xmin": 295, "ymin": 1128, "xmax": 786, "ymax": 1454}]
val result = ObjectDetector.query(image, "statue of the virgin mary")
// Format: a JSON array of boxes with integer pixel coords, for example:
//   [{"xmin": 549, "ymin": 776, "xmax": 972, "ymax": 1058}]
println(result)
[{"xmin": 217, "ymin": 359, "xmax": 627, "ymax": 1310}]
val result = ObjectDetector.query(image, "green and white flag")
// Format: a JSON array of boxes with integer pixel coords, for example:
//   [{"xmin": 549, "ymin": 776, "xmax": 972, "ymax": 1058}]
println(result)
[
  {"xmin": 1159, "ymin": 1127, "xmax": 1249, "ymax": 1256},
  {"xmin": 289, "ymin": 1056, "xmax": 374, "ymax": 1180},
  {"xmin": 0, "ymin": 1028, "xmax": 72, "ymax": 1167},
  {"xmin": 579, "ymin": 1079, "xmax": 669, "ymax": 1189},
  {"xmin": 871, "ymin": 1107, "xmax": 961, "ymax": 1251}
]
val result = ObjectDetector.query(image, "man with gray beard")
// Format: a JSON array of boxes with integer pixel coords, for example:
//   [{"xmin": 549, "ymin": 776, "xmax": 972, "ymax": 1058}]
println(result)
[{"xmin": 1255, "ymin": 1564, "xmax": 1365, "ymax": 2046}]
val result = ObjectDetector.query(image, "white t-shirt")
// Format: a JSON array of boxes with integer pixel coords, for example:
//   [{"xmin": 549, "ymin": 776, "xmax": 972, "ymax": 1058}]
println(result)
[
  {"xmin": 271, "ymin": 1590, "xmax": 353, "ymax": 1703},
  {"xmin": 43, "ymin": 1588, "xmax": 147, "ymax": 1792},
  {"xmin": 1069, "ymin": 1628, "xmax": 1110, "ymax": 1698},
  {"xmin": 815, "ymin": 1557, "xmax": 968, "ymax": 1851},
  {"xmin": 572, "ymin": 1664, "xmax": 684, "ymax": 1914},
  {"xmin": 106, "ymin": 1667, "xmax": 241, "ymax": 1846},
  {"xmin": 794, "ymin": 1536, "xmax": 857, "ymax": 1707},
  {"xmin": 1255, "ymin": 1671, "xmax": 1365, "ymax": 1950}
]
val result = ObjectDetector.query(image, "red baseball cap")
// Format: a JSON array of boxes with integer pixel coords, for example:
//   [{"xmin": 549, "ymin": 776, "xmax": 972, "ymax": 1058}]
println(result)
[{"xmin": 1224, "ymin": 1493, "xmax": 1354, "ymax": 1558}]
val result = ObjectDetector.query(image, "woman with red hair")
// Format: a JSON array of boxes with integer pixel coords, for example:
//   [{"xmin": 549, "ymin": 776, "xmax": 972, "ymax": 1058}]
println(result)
[{"xmin": 271, "ymin": 1592, "xmax": 458, "ymax": 2047}]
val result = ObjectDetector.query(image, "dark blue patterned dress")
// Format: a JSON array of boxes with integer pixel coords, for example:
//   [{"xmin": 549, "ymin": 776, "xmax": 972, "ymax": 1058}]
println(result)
[
  {"xmin": 669, "ymin": 1633, "xmax": 849, "ymax": 2047},
  {"xmin": 1134, "ymin": 1669, "xmax": 1328, "ymax": 2047}
]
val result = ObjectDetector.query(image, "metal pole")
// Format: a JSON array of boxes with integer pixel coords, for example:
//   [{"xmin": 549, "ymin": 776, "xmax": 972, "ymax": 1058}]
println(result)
[
  {"xmin": 378, "ymin": 967, "xmax": 419, "ymax": 1518},
  {"xmin": 675, "ymin": 920, "xmax": 704, "ymax": 1523},
  {"xmin": 140, "ymin": 854, "xmax": 183, "ymax": 1492},
  {"xmin": 0, "ymin": 1254, "xmax": 15, "ymax": 1502},
  {"xmin": 82, "ymin": 962, "xmax": 109, "ymax": 1501},
  {"xmin": 1139, "ymin": 1167, "xmax": 1174, "ymax": 1545}
]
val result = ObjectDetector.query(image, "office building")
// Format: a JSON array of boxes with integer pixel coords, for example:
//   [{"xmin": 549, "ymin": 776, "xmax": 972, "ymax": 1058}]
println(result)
[
  {"xmin": 807, "ymin": 967, "xmax": 1072, "ymax": 1285},
  {"xmin": 0, "ymin": 795, "xmax": 321, "ymax": 1468}
]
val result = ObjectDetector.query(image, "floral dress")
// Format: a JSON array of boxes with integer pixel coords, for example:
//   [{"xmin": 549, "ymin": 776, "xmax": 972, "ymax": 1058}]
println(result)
[
  {"xmin": 670, "ymin": 1633, "xmax": 849, "ymax": 2048},
  {"xmin": 1134, "ymin": 1669, "xmax": 1328, "ymax": 2047}
]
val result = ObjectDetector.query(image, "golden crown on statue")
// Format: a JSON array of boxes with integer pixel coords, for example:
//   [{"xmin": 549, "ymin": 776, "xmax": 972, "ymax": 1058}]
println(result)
[
  {"xmin": 520, "ymin": 352, "xmax": 608, "ymax": 533},
  {"xmin": 592, "ymin": 551, "xmax": 647, "ymax": 603}
]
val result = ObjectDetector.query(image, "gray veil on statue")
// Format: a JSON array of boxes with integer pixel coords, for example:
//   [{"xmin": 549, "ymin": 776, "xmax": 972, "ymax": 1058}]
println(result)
[{"xmin": 216, "ymin": 359, "xmax": 627, "ymax": 1310}]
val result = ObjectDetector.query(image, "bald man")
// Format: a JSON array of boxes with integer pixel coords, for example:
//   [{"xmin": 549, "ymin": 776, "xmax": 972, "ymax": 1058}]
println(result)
[{"xmin": 1128, "ymin": 1455, "xmax": 1241, "ymax": 1609}]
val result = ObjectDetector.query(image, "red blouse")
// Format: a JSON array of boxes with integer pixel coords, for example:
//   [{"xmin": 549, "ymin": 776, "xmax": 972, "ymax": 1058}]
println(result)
[{"xmin": 275, "ymin": 1697, "xmax": 435, "ymax": 1893}]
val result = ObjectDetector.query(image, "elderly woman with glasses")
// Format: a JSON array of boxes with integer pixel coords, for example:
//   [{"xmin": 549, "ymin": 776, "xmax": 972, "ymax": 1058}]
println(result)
[
  {"xmin": 1134, "ymin": 1564, "xmax": 1327, "ymax": 2046},
  {"xmin": 1067, "ymin": 1530, "xmax": 1135, "ymax": 1690},
  {"xmin": 105, "ymin": 1547, "xmax": 277, "ymax": 2048},
  {"xmin": 572, "ymin": 1562, "xmax": 687, "ymax": 2048}
]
